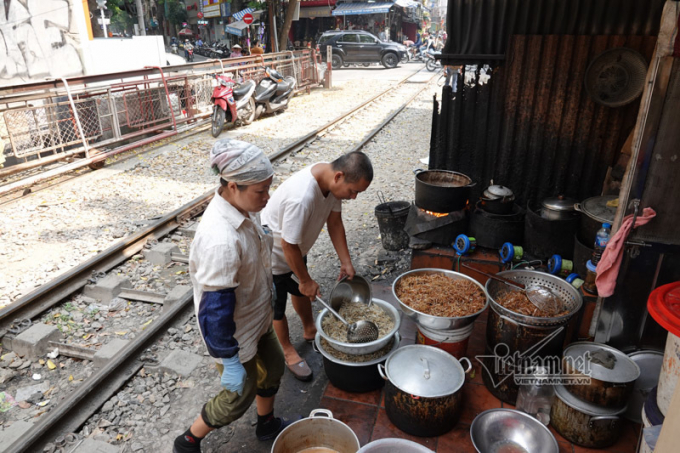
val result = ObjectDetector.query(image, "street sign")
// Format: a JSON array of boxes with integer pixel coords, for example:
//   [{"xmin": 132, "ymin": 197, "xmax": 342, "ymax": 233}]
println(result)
[
  {"xmin": 97, "ymin": 18, "xmax": 111, "ymax": 25},
  {"xmin": 197, "ymin": 12, "xmax": 204, "ymax": 19},
  {"xmin": 242, "ymin": 13, "xmax": 254, "ymax": 25}
]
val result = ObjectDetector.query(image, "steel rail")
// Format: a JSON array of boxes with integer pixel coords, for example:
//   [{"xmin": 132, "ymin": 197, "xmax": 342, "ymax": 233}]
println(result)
[{"xmin": 0, "ymin": 67, "xmax": 437, "ymax": 451}]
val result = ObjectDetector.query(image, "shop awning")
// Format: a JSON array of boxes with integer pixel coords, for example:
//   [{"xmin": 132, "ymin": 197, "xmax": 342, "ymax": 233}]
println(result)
[
  {"xmin": 300, "ymin": 5, "xmax": 333, "ymax": 18},
  {"xmin": 225, "ymin": 21, "xmax": 248, "ymax": 36},
  {"xmin": 332, "ymin": 2, "xmax": 394, "ymax": 16},
  {"xmin": 394, "ymin": 0, "xmax": 419, "ymax": 8},
  {"xmin": 232, "ymin": 8, "xmax": 254, "ymax": 21}
]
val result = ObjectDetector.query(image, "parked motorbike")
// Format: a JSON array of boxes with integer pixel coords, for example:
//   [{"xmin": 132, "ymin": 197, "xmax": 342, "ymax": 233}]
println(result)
[
  {"xmin": 425, "ymin": 49, "xmax": 442, "ymax": 72},
  {"xmin": 253, "ymin": 68, "xmax": 297, "ymax": 120},
  {"xmin": 210, "ymin": 74, "xmax": 256, "ymax": 137}
]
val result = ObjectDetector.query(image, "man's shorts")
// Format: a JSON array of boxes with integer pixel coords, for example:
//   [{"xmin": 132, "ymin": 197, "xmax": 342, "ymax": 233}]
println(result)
[{"xmin": 272, "ymin": 257, "xmax": 307, "ymax": 321}]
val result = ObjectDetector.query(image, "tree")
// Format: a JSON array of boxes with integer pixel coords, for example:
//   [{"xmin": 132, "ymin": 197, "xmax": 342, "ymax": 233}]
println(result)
[
  {"xmin": 158, "ymin": 0, "xmax": 187, "ymax": 37},
  {"xmin": 279, "ymin": 0, "xmax": 299, "ymax": 51}
]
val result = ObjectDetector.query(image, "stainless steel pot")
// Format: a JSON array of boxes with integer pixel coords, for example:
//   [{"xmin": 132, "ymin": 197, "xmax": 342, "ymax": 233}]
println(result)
[
  {"xmin": 480, "ymin": 184, "xmax": 515, "ymax": 215},
  {"xmin": 562, "ymin": 342, "xmax": 640, "ymax": 408},
  {"xmin": 316, "ymin": 298, "xmax": 400, "ymax": 355},
  {"xmin": 541, "ymin": 195, "xmax": 578, "ymax": 220},
  {"xmin": 271, "ymin": 409, "xmax": 360, "ymax": 453},
  {"xmin": 551, "ymin": 384, "xmax": 626, "ymax": 448},
  {"xmin": 392, "ymin": 268, "xmax": 488, "ymax": 331},
  {"xmin": 378, "ymin": 345, "xmax": 472, "ymax": 437},
  {"xmin": 357, "ymin": 438, "xmax": 435, "ymax": 452},
  {"xmin": 624, "ymin": 350, "xmax": 663, "ymax": 423},
  {"xmin": 574, "ymin": 195, "xmax": 618, "ymax": 244}
]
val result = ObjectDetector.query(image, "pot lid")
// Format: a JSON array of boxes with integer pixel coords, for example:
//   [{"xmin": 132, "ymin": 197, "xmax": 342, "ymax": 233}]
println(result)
[
  {"xmin": 484, "ymin": 185, "xmax": 514, "ymax": 199},
  {"xmin": 542, "ymin": 195, "xmax": 577, "ymax": 212},
  {"xmin": 384, "ymin": 345, "xmax": 464, "ymax": 397},
  {"xmin": 578, "ymin": 195, "xmax": 618, "ymax": 223},
  {"xmin": 555, "ymin": 384, "xmax": 627, "ymax": 416},
  {"xmin": 627, "ymin": 350, "xmax": 663, "ymax": 390},
  {"xmin": 563, "ymin": 342, "xmax": 640, "ymax": 383},
  {"xmin": 647, "ymin": 282, "xmax": 680, "ymax": 337}
]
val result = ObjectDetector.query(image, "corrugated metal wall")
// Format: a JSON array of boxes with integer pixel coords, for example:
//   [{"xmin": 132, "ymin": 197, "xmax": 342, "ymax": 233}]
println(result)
[
  {"xmin": 442, "ymin": 0, "xmax": 665, "ymax": 61},
  {"xmin": 430, "ymin": 34, "xmax": 657, "ymax": 206}
]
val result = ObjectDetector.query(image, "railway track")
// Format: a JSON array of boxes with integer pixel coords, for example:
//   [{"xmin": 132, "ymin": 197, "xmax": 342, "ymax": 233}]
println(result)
[{"xmin": 0, "ymin": 69, "xmax": 436, "ymax": 453}]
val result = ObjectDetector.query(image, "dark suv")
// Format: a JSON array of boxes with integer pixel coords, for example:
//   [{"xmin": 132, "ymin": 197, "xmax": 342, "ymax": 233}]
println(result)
[{"xmin": 318, "ymin": 30, "xmax": 407, "ymax": 69}]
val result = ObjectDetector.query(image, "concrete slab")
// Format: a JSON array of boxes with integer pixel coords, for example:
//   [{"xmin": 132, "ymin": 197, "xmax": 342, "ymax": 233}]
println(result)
[
  {"xmin": 93, "ymin": 339, "xmax": 129, "ymax": 368},
  {"xmin": 143, "ymin": 242, "xmax": 180, "ymax": 265},
  {"xmin": 158, "ymin": 350, "xmax": 203, "ymax": 377},
  {"xmin": 177, "ymin": 222, "xmax": 198, "ymax": 238},
  {"xmin": 0, "ymin": 420, "xmax": 33, "ymax": 448},
  {"xmin": 163, "ymin": 285, "xmax": 192, "ymax": 314},
  {"xmin": 12, "ymin": 323, "xmax": 62, "ymax": 358},
  {"xmin": 71, "ymin": 438, "xmax": 120, "ymax": 453},
  {"xmin": 83, "ymin": 274, "xmax": 131, "ymax": 304}
]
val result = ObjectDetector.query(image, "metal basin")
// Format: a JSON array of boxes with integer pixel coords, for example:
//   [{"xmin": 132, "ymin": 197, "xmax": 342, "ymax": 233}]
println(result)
[
  {"xmin": 316, "ymin": 298, "xmax": 400, "ymax": 355},
  {"xmin": 357, "ymin": 438, "xmax": 435, "ymax": 452},
  {"xmin": 470, "ymin": 409, "xmax": 559, "ymax": 453},
  {"xmin": 329, "ymin": 275, "xmax": 373, "ymax": 311},
  {"xmin": 392, "ymin": 268, "xmax": 489, "ymax": 330}
]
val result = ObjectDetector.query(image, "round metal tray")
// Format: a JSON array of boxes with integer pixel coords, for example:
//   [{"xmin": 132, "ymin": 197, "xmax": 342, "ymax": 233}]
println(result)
[
  {"xmin": 392, "ymin": 268, "xmax": 489, "ymax": 331},
  {"xmin": 485, "ymin": 269, "xmax": 583, "ymax": 326}
]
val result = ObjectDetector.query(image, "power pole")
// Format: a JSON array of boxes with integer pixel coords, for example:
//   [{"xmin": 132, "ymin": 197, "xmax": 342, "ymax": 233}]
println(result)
[
  {"xmin": 268, "ymin": 0, "xmax": 278, "ymax": 53},
  {"xmin": 136, "ymin": 0, "xmax": 146, "ymax": 35},
  {"xmin": 96, "ymin": 0, "xmax": 108, "ymax": 38}
]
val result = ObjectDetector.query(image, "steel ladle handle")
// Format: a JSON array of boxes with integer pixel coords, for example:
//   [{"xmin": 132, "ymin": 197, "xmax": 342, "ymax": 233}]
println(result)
[
  {"xmin": 291, "ymin": 274, "xmax": 350, "ymax": 326},
  {"xmin": 460, "ymin": 262, "xmax": 526, "ymax": 290}
]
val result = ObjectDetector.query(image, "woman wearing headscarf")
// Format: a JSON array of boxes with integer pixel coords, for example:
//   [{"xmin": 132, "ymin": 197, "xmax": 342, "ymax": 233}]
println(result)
[{"xmin": 173, "ymin": 139, "xmax": 299, "ymax": 453}]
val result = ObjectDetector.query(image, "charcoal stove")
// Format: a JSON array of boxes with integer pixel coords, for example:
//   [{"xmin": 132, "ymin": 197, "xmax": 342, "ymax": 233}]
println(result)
[{"xmin": 404, "ymin": 204, "xmax": 468, "ymax": 248}]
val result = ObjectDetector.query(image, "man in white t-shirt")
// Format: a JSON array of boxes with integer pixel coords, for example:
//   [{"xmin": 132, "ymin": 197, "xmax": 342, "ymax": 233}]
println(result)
[{"xmin": 261, "ymin": 152, "xmax": 373, "ymax": 381}]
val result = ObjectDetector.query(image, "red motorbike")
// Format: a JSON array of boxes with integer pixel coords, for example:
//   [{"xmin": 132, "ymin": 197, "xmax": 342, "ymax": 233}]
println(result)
[{"xmin": 210, "ymin": 73, "xmax": 256, "ymax": 137}]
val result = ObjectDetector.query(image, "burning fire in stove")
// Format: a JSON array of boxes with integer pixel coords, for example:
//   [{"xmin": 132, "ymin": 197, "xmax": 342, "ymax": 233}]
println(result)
[{"xmin": 422, "ymin": 209, "xmax": 450, "ymax": 218}]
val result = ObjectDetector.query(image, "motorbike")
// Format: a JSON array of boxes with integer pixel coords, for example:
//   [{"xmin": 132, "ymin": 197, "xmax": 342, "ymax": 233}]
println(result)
[
  {"xmin": 171, "ymin": 42, "xmax": 178, "ymax": 54},
  {"xmin": 186, "ymin": 47, "xmax": 194, "ymax": 62},
  {"xmin": 210, "ymin": 73, "xmax": 257, "ymax": 137},
  {"xmin": 425, "ymin": 49, "xmax": 442, "ymax": 72},
  {"xmin": 253, "ymin": 67, "xmax": 297, "ymax": 120}
]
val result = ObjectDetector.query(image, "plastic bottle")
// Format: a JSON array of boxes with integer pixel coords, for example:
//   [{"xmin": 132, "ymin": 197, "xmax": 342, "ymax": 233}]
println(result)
[
  {"xmin": 515, "ymin": 366, "xmax": 555, "ymax": 425},
  {"xmin": 591, "ymin": 222, "xmax": 611, "ymax": 265}
]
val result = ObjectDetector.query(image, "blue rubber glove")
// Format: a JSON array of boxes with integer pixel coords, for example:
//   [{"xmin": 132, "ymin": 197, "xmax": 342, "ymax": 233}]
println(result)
[{"xmin": 221, "ymin": 355, "xmax": 247, "ymax": 395}]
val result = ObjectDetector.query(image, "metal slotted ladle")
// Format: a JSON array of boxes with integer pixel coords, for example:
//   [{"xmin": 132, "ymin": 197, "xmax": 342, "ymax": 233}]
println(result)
[
  {"xmin": 460, "ymin": 263, "xmax": 562, "ymax": 316},
  {"xmin": 292, "ymin": 275, "xmax": 380, "ymax": 343}
]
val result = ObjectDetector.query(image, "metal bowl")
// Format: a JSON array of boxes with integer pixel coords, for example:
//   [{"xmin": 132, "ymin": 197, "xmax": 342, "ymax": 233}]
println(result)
[
  {"xmin": 470, "ymin": 409, "xmax": 559, "ymax": 453},
  {"xmin": 329, "ymin": 275, "xmax": 373, "ymax": 312},
  {"xmin": 485, "ymin": 269, "xmax": 583, "ymax": 326},
  {"xmin": 316, "ymin": 298, "xmax": 400, "ymax": 356},
  {"xmin": 392, "ymin": 268, "xmax": 489, "ymax": 331}
]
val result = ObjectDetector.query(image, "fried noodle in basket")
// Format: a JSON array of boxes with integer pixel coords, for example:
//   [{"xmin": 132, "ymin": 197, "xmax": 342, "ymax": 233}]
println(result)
[
  {"xmin": 495, "ymin": 290, "xmax": 569, "ymax": 318},
  {"xmin": 395, "ymin": 274, "xmax": 485, "ymax": 317}
]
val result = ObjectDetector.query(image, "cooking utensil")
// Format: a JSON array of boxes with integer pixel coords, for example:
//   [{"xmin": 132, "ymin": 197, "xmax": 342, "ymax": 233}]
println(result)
[
  {"xmin": 271, "ymin": 409, "xmax": 360, "ymax": 453},
  {"xmin": 313, "ymin": 332, "xmax": 400, "ymax": 393},
  {"xmin": 316, "ymin": 298, "xmax": 400, "ymax": 356},
  {"xmin": 562, "ymin": 342, "xmax": 641, "ymax": 408},
  {"xmin": 470, "ymin": 409, "xmax": 559, "ymax": 453},
  {"xmin": 392, "ymin": 268, "xmax": 489, "ymax": 331},
  {"xmin": 329, "ymin": 274, "xmax": 373, "ymax": 310},
  {"xmin": 292, "ymin": 275, "xmax": 378, "ymax": 343},
  {"xmin": 377, "ymin": 190, "xmax": 393, "ymax": 215},
  {"xmin": 461, "ymin": 262, "xmax": 562, "ymax": 316},
  {"xmin": 357, "ymin": 438, "xmax": 435, "ymax": 453},
  {"xmin": 479, "ymin": 183, "xmax": 515, "ymax": 215},
  {"xmin": 414, "ymin": 169, "xmax": 472, "ymax": 213},
  {"xmin": 378, "ymin": 345, "xmax": 472, "ymax": 437},
  {"xmin": 551, "ymin": 384, "xmax": 626, "ymax": 448},
  {"xmin": 624, "ymin": 350, "xmax": 663, "ymax": 423},
  {"xmin": 574, "ymin": 195, "xmax": 618, "ymax": 244},
  {"xmin": 541, "ymin": 195, "xmax": 578, "ymax": 220}
]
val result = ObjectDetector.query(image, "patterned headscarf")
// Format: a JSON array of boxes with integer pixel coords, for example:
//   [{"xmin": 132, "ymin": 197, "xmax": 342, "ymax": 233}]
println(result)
[{"xmin": 209, "ymin": 139, "xmax": 273, "ymax": 184}]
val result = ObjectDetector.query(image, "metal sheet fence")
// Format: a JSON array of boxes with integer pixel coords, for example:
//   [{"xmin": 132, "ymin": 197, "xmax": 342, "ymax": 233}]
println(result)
[{"xmin": 0, "ymin": 50, "xmax": 321, "ymax": 168}]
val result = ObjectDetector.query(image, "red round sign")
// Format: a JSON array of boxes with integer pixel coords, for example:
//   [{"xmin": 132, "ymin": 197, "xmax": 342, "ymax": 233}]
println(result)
[
  {"xmin": 243, "ymin": 13, "xmax": 254, "ymax": 25},
  {"xmin": 197, "ymin": 12, "xmax": 203, "ymax": 19}
]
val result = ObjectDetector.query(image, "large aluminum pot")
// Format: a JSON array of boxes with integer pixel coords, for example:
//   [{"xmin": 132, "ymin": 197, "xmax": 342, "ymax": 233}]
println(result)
[
  {"xmin": 574, "ymin": 195, "xmax": 617, "ymax": 244},
  {"xmin": 357, "ymin": 438, "xmax": 434, "ymax": 452},
  {"xmin": 378, "ymin": 345, "xmax": 472, "ymax": 437},
  {"xmin": 316, "ymin": 298, "xmax": 400, "ymax": 355},
  {"xmin": 314, "ymin": 332, "xmax": 400, "ymax": 393},
  {"xmin": 271, "ymin": 409, "xmax": 360, "ymax": 453},
  {"xmin": 414, "ymin": 169, "xmax": 473, "ymax": 213},
  {"xmin": 562, "ymin": 342, "xmax": 640, "ymax": 408},
  {"xmin": 392, "ymin": 268, "xmax": 488, "ymax": 331},
  {"xmin": 551, "ymin": 384, "xmax": 626, "ymax": 448}
]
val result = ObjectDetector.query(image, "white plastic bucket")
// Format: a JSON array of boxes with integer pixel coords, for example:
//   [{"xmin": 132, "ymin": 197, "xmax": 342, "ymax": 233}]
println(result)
[
  {"xmin": 415, "ymin": 323, "xmax": 474, "ymax": 359},
  {"xmin": 657, "ymin": 331, "xmax": 680, "ymax": 416}
]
